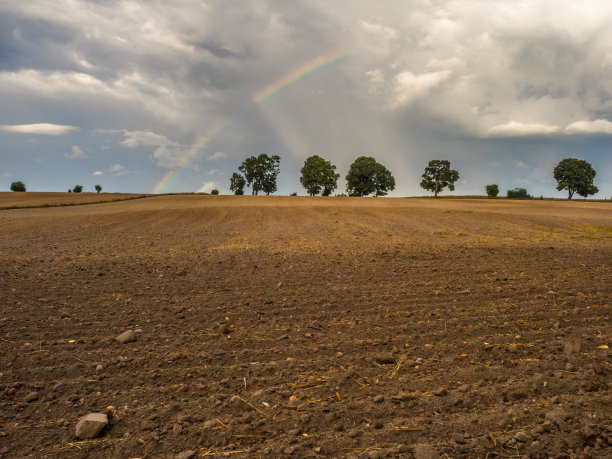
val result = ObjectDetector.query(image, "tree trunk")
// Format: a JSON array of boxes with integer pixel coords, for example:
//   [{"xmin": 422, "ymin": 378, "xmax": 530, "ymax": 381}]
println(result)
[
  {"xmin": 434, "ymin": 179, "xmax": 439, "ymax": 197},
  {"xmin": 568, "ymin": 189, "xmax": 574, "ymax": 199}
]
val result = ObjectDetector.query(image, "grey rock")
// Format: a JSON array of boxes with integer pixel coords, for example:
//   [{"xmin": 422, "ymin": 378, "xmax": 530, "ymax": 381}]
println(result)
[
  {"xmin": 412, "ymin": 443, "xmax": 440, "ymax": 459},
  {"xmin": 175, "ymin": 450, "xmax": 196, "ymax": 459},
  {"xmin": 115, "ymin": 330, "xmax": 136, "ymax": 344},
  {"xmin": 373, "ymin": 395, "xmax": 384, "ymax": 403},
  {"xmin": 24, "ymin": 391, "xmax": 38, "ymax": 403},
  {"xmin": 308, "ymin": 320, "xmax": 321, "ymax": 330},
  {"xmin": 75, "ymin": 412, "xmax": 108, "ymax": 439},
  {"xmin": 95, "ymin": 364, "xmax": 104, "ymax": 372}
]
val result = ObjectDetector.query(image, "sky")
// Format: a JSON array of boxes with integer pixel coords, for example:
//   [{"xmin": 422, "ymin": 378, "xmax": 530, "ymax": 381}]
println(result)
[{"xmin": 1, "ymin": 0, "xmax": 611, "ymax": 198}]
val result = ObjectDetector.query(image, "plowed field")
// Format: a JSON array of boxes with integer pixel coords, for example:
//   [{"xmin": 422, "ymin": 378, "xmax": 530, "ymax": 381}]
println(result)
[
  {"xmin": 0, "ymin": 195, "xmax": 610, "ymax": 458},
  {"xmin": 0, "ymin": 192, "xmax": 145, "ymax": 208}
]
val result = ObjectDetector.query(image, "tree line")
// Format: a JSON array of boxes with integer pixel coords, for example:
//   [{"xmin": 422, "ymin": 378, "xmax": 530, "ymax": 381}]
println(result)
[
  {"xmin": 9, "ymin": 182, "xmax": 103, "ymax": 193},
  {"xmin": 8, "ymin": 157, "xmax": 600, "ymax": 199},
  {"xmin": 228, "ymin": 155, "xmax": 600, "ymax": 199}
]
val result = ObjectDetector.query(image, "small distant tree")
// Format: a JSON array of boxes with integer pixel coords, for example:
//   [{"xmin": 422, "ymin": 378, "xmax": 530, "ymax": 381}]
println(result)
[
  {"xmin": 211, "ymin": 189, "xmax": 219, "ymax": 195},
  {"xmin": 95, "ymin": 184, "xmax": 102, "ymax": 193},
  {"xmin": 72, "ymin": 185, "xmax": 83, "ymax": 193},
  {"xmin": 420, "ymin": 160, "xmax": 459, "ymax": 197},
  {"xmin": 10, "ymin": 181, "xmax": 26, "ymax": 192},
  {"xmin": 239, "ymin": 154, "xmax": 281, "ymax": 195},
  {"xmin": 290, "ymin": 192, "xmax": 297, "ymax": 196},
  {"xmin": 68, "ymin": 189, "xmax": 72, "ymax": 193},
  {"xmin": 345, "ymin": 156, "xmax": 395, "ymax": 197},
  {"xmin": 300, "ymin": 155, "xmax": 340, "ymax": 196},
  {"xmin": 485, "ymin": 184, "xmax": 499, "ymax": 198},
  {"xmin": 229, "ymin": 172, "xmax": 246, "ymax": 195},
  {"xmin": 553, "ymin": 158, "xmax": 598, "ymax": 199},
  {"xmin": 507, "ymin": 187, "xmax": 531, "ymax": 199}
]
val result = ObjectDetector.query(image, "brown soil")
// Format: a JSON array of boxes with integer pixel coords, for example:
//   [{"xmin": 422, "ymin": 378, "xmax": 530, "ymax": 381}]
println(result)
[
  {"xmin": 0, "ymin": 195, "xmax": 610, "ymax": 458},
  {"xmin": 0, "ymin": 192, "xmax": 145, "ymax": 208}
]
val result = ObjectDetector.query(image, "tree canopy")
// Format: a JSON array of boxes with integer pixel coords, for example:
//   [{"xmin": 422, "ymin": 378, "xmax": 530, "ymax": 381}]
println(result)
[
  {"xmin": 345, "ymin": 156, "xmax": 395, "ymax": 197},
  {"xmin": 485, "ymin": 184, "xmax": 499, "ymax": 198},
  {"xmin": 553, "ymin": 158, "xmax": 598, "ymax": 199},
  {"xmin": 229, "ymin": 172, "xmax": 246, "ymax": 195},
  {"xmin": 238, "ymin": 154, "xmax": 280, "ymax": 195},
  {"xmin": 72, "ymin": 185, "xmax": 83, "ymax": 193},
  {"xmin": 300, "ymin": 155, "xmax": 340, "ymax": 196},
  {"xmin": 95, "ymin": 184, "xmax": 102, "ymax": 193},
  {"xmin": 420, "ymin": 160, "xmax": 459, "ymax": 197},
  {"xmin": 10, "ymin": 181, "xmax": 26, "ymax": 192}
]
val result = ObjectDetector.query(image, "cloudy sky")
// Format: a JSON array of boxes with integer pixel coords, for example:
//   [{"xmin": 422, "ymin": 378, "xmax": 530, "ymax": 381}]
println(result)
[{"xmin": 1, "ymin": 0, "xmax": 611, "ymax": 197}]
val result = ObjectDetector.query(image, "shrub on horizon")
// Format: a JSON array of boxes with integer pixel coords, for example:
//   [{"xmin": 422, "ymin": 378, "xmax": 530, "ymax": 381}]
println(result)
[
  {"xmin": 507, "ymin": 187, "xmax": 531, "ymax": 199},
  {"xmin": 485, "ymin": 184, "xmax": 499, "ymax": 198},
  {"xmin": 10, "ymin": 181, "xmax": 26, "ymax": 192}
]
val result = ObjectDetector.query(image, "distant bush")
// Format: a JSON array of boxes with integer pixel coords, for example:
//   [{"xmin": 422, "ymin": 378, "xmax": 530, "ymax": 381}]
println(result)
[
  {"xmin": 72, "ymin": 185, "xmax": 83, "ymax": 193},
  {"xmin": 485, "ymin": 184, "xmax": 499, "ymax": 198},
  {"xmin": 290, "ymin": 192, "xmax": 297, "ymax": 196},
  {"xmin": 507, "ymin": 187, "xmax": 531, "ymax": 199},
  {"xmin": 10, "ymin": 181, "xmax": 26, "ymax": 192},
  {"xmin": 211, "ymin": 189, "xmax": 219, "ymax": 195},
  {"xmin": 95, "ymin": 184, "xmax": 102, "ymax": 193}
]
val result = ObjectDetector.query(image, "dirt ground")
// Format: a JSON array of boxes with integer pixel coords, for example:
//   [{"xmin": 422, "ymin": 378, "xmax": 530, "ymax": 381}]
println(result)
[
  {"xmin": 0, "ymin": 192, "xmax": 145, "ymax": 208},
  {"xmin": 0, "ymin": 195, "xmax": 610, "ymax": 458}
]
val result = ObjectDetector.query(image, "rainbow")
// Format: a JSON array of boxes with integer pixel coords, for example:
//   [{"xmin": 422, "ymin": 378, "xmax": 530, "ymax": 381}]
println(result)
[{"xmin": 151, "ymin": 48, "xmax": 350, "ymax": 194}]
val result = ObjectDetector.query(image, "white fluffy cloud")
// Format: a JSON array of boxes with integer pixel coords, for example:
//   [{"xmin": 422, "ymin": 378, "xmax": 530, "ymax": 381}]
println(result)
[
  {"xmin": 487, "ymin": 121, "xmax": 561, "ymax": 137},
  {"xmin": 564, "ymin": 119, "xmax": 612, "ymax": 135},
  {"xmin": 101, "ymin": 129, "xmax": 189, "ymax": 168},
  {"xmin": 206, "ymin": 152, "xmax": 228, "ymax": 161},
  {"xmin": 92, "ymin": 170, "xmax": 104, "ymax": 176},
  {"xmin": 110, "ymin": 164, "xmax": 127, "ymax": 176},
  {"xmin": 390, "ymin": 71, "xmax": 451, "ymax": 108},
  {"xmin": 197, "ymin": 181, "xmax": 219, "ymax": 193},
  {"xmin": 65, "ymin": 145, "xmax": 85, "ymax": 159},
  {"xmin": 0, "ymin": 123, "xmax": 78, "ymax": 135}
]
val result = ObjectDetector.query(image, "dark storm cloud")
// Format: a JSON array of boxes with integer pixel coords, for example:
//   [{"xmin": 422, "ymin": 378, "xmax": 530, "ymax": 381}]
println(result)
[{"xmin": 0, "ymin": 0, "xmax": 611, "ymax": 196}]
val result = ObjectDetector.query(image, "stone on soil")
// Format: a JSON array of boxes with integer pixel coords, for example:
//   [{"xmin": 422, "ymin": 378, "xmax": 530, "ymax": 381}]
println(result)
[
  {"xmin": 24, "ymin": 391, "xmax": 38, "ymax": 403},
  {"xmin": 75, "ymin": 412, "xmax": 108, "ymax": 439},
  {"xmin": 175, "ymin": 450, "xmax": 196, "ymax": 459},
  {"xmin": 115, "ymin": 330, "xmax": 136, "ymax": 344}
]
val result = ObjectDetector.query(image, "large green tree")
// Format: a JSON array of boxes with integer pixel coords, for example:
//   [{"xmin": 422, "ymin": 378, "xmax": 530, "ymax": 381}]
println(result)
[
  {"xmin": 300, "ymin": 155, "xmax": 340, "ymax": 196},
  {"xmin": 420, "ymin": 160, "xmax": 459, "ymax": 197},
  {"xmin": 238, "ymin": 154, "xmax": 280, "ymax": 195},
  {"xmin": 229, "ymin": 172, "xmax": 246, "ymax": 195},
  {"xmin": 553, "ymin": 158, "xmax": 598, "ymax": 199},
  {"xmin": 345, "ymin": 156, "xmax": 396, "ymax": 197},
  {"xmin": 10, "ymin": 181, "xmax": 26, "ymax": 192}
]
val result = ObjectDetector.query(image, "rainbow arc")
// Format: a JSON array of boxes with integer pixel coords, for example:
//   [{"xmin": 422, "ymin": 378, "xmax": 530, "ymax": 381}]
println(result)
[{"xmin": 151, "ymin": 49, "xmax": 350, "ymax": 194}]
